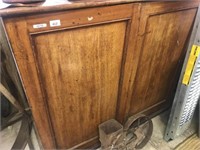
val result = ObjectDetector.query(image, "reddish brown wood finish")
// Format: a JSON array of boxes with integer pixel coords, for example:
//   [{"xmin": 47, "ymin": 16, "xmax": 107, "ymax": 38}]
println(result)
[
  {"xmin": 1, "ymin": 0, "xmax": 200, "ymax": 17},
  {"xmin": 4, "ymin": 18, "xmax": 56, "ymax": 148},
  {"xmin": 2, "ymin": 1, "xmax": 199, "ymax": 149},
  {"xmin": 127, "ymin": 2, "xmax": 197, "ymax": 117},
  {"xmin": 32, "ymin": 21, "xmax": 127, "ymax": 149},
  {"xmin": 3, "ymin": 4, "xmax": 134, "ymax": 149}
]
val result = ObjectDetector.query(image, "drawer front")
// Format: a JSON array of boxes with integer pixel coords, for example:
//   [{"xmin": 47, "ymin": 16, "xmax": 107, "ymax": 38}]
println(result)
[{"xmin": 26, "ymin": 4, "xmax": 132, "ymax": 33}]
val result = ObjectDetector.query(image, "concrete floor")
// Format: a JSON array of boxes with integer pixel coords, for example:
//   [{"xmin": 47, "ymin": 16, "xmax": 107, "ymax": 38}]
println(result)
[
  {"xmin": 0, "ymin": 121, "xmax": 40, "ymax": 150},
  {"xmin": 0, "ymin": 111, "xmax": 198, "ymax": 150},
  {"xmin": 142, "ymin": 111, "xmax": 198, "ymax": 150}
]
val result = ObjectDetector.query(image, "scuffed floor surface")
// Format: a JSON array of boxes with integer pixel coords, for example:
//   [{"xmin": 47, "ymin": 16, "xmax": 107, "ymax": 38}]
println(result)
[
  {"xmin": 0, "ymin": 111, "xmax": 198, "ymax": 150},
  {"xmin": 142, "ymin": 111, "xmax": 198, "ymax": 150},
  {"xmin": 0, "ymin": 121, "xmax": 40, "ymax": 150}
]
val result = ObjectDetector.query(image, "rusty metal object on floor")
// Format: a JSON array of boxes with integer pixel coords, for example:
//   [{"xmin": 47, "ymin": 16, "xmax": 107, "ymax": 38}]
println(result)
[{"xmin": 99, "ymin": 114, "xmax": 153, "ymax": 150}]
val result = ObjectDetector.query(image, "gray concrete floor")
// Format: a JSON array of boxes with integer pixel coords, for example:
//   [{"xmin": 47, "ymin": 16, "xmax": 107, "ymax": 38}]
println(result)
[
  {"xmin": 0, "ymin": 121, "xmax": 40, "ymax": 150},
  {"xmin": 0, "ymin": 111, "xmax": 198, "ymax": 150},
  {"xmin": 142, "ymin": 111, "xmax": 198, "ymax": 150}
]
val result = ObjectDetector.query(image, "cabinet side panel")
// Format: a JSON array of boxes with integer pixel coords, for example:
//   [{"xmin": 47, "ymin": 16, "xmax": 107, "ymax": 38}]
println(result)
[
  {"xmin": 32, "ymin": 22, "xmax": 127, "ymax": 148},
  {"xmin": 4, "ymin": 18, "xmax": 56, "ymax": 149},
  {"xmin": 130, "ymin": 8, "xmax": 197, "ymax": 115}
]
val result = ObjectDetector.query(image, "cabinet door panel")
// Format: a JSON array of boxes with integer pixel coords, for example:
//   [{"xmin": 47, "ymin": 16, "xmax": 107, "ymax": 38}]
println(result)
[
  {"xmin": 129, "ymin": 3, "xmax": 197, "ymax": 115},
  {"xmin": 4, "ymin": 4, "xmax": 134, "ymax": 148},
  {"xmin": 32, "ymin": 22, "xmax": 126, "ymax": 148}
]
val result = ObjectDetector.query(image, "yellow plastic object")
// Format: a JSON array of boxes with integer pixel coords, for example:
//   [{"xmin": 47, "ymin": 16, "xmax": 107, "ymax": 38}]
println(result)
[{"xmin": 182, "ymin": 45, "xmax": 200, "ymax": 85}]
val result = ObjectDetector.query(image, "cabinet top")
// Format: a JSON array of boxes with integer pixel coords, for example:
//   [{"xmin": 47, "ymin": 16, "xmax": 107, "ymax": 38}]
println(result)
[{"xmin": 0, "ymin": 0, "xmax": 197, "ymax": 17}]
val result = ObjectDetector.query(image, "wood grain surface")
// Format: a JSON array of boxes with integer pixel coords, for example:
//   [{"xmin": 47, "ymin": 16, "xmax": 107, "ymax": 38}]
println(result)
[
  {"xmin": 0, "ymin": 0, "xmax": 199, "ymax": 17},
  {"xmin": 3, "ymin": 4, "xmax": 133, "ymax": 148},
  {"xmin": 2, "ymin": 1, "xmax": 200, "ymax": 149},
  {"xmin": 0, "ymin": 19, "xmax": 28, "ymax": 108},
  {"xmin": 129, "ymin": 2, "xmax": 197, "ymax": 115},
  {"xmin": 4, "ymin": 18, "xmax": 57, "ymax": 149},
  {"xmin": 175, "ymin": 134, "xmax": 200, "ymax": 150},
  {"xmin": 32, "ymin": 22, "xmax": 127, "ymax": 148},
  {"xmin": 26, "ymin": 4, "xmax": 132, "ymax": 33}
]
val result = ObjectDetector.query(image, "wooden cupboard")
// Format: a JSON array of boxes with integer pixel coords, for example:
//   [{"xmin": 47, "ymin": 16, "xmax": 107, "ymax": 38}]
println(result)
[{"xmin": 0, "ymin": 1, "xmax": 199, "ymax": 149}]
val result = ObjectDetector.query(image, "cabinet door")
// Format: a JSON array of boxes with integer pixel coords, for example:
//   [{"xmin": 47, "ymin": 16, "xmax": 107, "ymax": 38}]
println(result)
[
  {"xmin": 119, "ymin": 2, "xmax": 199, "ymax": 120},
  {"xmin": 4, "ymin": 4, "xmax": 139, "ymax": 149}
]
